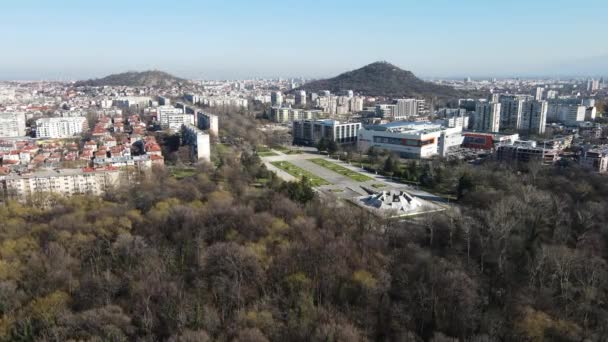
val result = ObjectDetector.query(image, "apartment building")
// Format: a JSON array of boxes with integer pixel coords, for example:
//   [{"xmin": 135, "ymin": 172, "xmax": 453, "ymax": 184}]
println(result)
[
  {"xmin": 292, "ymin": 119, "xmax": 361, "ymax": 146},
  {"xmin": 473, "ymin": 102, "xmax": 501, "ymax": 132},
  {"xmin": 271, "ymin": 107, "xmax": 322, "ymax": 123},
  {"xmin": 196, "ymin": 111, "xmax": 219, "ymax": 135},
  {"xmin": 35, "ymin": 117, "xmax": 88, "ymax": 138},
  {"xmin": 0, "ymin": 112, "xmax": 27, "ymax": 137},
  {"xmin": 2, "ymin": 168, "xmax": 121, "ymax": 200},
  {"xmin": 520, "ymin": 100, "xmax": 548, "ymax": 134},
  {"xmin": 157, "ymin": 106, "xmax": 194, "ymax": 131},
  {"xmin": 182, "ymin": 124, "xmax": 211, "ymax": 162}
]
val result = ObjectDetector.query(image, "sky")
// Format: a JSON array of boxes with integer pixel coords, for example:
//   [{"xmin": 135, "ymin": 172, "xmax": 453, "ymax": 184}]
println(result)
[{"xmin": 1, "ymin": 0, "xmax": 607, "ymax": 80}]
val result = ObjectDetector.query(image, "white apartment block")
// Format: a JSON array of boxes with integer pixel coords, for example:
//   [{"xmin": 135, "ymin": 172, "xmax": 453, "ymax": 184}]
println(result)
[
  {"xmin": 271, "ymin": 107, "xmax": 322, "ymax": 123},
  {"xmin": 0, "ymin": 112, "xmax": 27, "ymax": 137},
  {"xmin": 196, "ymin": 111, "xmax": 219, "ymax": 135},
  {"xmin": 2, "ymin": 168, "xmax": 121, "ymax": 200},
  {"xmin": 393, "ymin": 99, "xmax": 424, "ymax": 119},
  {"xmin": 35, "ymin": 117, "xmax": 88, "ymax": 138},
  {"xmin": 157, "ymin": 106, "xmax": 194, "ymax": 131},
  {"xmin": 182, "ymin": 124, "xmax": 211, "ymax": 162}
]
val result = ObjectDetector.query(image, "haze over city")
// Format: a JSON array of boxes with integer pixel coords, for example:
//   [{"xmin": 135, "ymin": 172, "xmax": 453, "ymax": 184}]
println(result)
[{"xmin": 2, "ymin": 0, "xmax": 608, "ymax": 80}]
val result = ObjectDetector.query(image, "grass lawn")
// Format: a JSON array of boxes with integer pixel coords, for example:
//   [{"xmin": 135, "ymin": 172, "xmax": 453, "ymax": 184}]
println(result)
[
  {"xmin": 270, "ymin": 161, "xmax": 329, "ymax": 187},
  {"xmin": 310, "ymin": 159, "xmax": 374, "ymax": 182},
  {"xmin": 258, "ymin": 151, "xmax": 279, "ymax": 157},
  {"xmin": 273, "ymin": 146, "xmax": 302, "ymax": 155},
  {"xmin": 170, "ymin": 167, "xmax": 197, "ymax": 179},
  {"xmin": 371, "ymin": 183, "xmax": 386, "ymax": 189}
]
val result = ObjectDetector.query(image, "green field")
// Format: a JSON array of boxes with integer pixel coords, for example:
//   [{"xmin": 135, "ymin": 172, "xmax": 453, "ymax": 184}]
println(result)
[
  {"xmin": 310, "ymin": 159, "xmax": 374, "ymax": 182},
  {"xmin": 270, "ymin": 161, "xmax": 329, "ymax": 187}
]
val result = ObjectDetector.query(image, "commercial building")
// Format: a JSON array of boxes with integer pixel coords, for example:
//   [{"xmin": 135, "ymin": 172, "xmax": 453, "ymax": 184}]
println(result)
[
  {"xmin": 35, "ymin": 117, "xmax": 88, "ymax": 138},
  {"xmin": 181, "ymin": 124, "xmax": 211, "ymax": 162},
  {"xmin": 462, "ymin": 132, "xmax": 520, "ymax": 150},
  {"xmin": 357, "ymin": 121, "xmax": 464, "ymax": 159},
  {"xmin": 157, "ymin": 106, "xmax": 194, "ymax": 131},
  {"xmin": 473, "ymin": 102, "xmax": 501, "ymax": 132},
  {"xmin": 520, "ymin": 100, "xmax": 548, "ymax": 134},
  {"xmin": 292, "ymin": 119, "xmax": 361, "ymax": 146},
  {"xmin": 196, "ymin": 111, "xmax": 219, "ymax": 135},
  {"xmin": 2, "ymin": 168, "xmax": 121, "ymax": 200},
  {"xmin": 0, "ymin": 112, "xmax": 27, "ymax": 137}
]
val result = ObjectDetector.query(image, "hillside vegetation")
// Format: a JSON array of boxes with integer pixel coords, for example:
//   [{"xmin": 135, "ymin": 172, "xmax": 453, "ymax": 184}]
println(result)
[
  {"xmin": 296, "ymin": 61, "xmax": 460, "ymax": 99},
  {"xmin": 75, "ymin": 70, "xmax": 187, "ymax": 87},
  {"xmin": 0, "ymin": 111, "xmax": 606, "ymax": 341}
]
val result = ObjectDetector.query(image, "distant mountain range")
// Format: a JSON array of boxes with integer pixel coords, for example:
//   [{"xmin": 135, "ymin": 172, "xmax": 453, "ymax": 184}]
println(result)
[
  {"xmin": 75, "ymin": 70, "xmax": 187, "ymax": 87},
  {"xmin": 295, "ymin": 61, "xmax": 460, "ymax": 99}
]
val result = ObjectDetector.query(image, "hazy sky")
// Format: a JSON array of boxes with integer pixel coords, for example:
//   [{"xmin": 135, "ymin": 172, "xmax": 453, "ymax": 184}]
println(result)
[{"xmin": 1, "ymin": 0, "xmax": 607, "ymax": 80}]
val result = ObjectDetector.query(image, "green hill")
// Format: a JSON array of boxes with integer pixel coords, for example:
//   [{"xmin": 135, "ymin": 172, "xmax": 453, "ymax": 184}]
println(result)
[
  {"xmin": 296, "ymin": 61, "xmax": 459, "ymax": 98},
  {"xmin": 75, "ymin": 70, "xmax": 187, "ymax": 87}
]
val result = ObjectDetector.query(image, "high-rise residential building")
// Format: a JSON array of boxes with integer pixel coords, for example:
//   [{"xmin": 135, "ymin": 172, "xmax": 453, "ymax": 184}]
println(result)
[
  {"xmin": 559, "ymin": 105, "xmax": 586, "ymax": 124},
  {"xmin": 196, "ymin": 111, "xmax": 219, "ymax": 136},
  {"xmin": 587, "ymin": 79, "xmax": 600, "ymax": 92},
  {"xmin": 295, "ymin": 90, "xmax": 307, "ymax": 106},
  {"xmin": 499, "ymin": 96, "xmax": 525, "ymax": 131},
  {"xmin": 157, "ymin": 106, "xmax": 194, "ymax": 131},
  {"xmin": 0, "ymin": 112, "xmax": 27, "ymax": 137},
  {"xmin": 393, "ymin": 99, "xmax": 419, "ymax": 119},
  {"xmin": 349, "ymin": 96, "xmax": 364, "ymax": 112},
  {"xmin": 534, "ymin": 87, "xmax": 544, "ymax": 101},
  {"xmin": 585, "ymin": 107, "xmax": 597, "ymax": 121},
  {"xmin": 583, "ymin": 98, "xmax": 596, "ymax": 107},
  {"xmin": 271, "ymin": 91, "xmax": 283, "ymax": 107},
  {"xmin": 546, "ymin": 90, "xmax": 558, "ymax": 99},
  {"xmin": 520, "ymin": 100, "xmax": 548, "ymax": 134},
  {"xmin": 473, "ymin": 102, "xmax": 501, "ymax": 132},
  {"xmin": 35, "ymin": 117, "xmax": 88, "ymax": 138},
  {"xmin": 182, "ymin": 124, "xmax": 211, "ymax": 162}
]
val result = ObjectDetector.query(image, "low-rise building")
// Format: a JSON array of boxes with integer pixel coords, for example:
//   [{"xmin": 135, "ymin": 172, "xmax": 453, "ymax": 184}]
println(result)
[
  {"xmin": 35, "ymin": 117, "xmax": 88, "ymax": 138},
  {"xmin": 2, "ymin": 167, "xmax": 121, "ymax": 200}
]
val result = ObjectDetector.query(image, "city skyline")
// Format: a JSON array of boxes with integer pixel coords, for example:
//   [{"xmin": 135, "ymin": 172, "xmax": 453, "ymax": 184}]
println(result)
[{"xmin": 1, "ymin": 0, "xmax": 608, "ymax": 80}]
